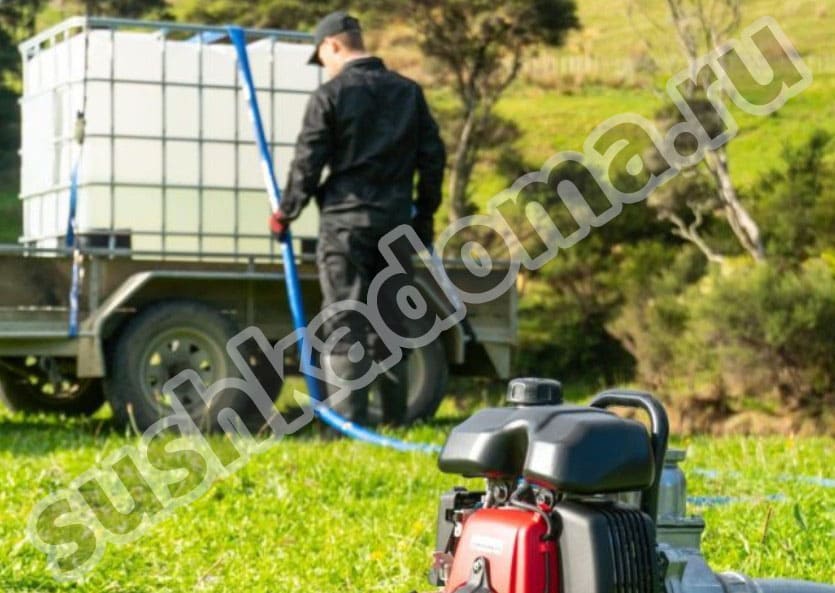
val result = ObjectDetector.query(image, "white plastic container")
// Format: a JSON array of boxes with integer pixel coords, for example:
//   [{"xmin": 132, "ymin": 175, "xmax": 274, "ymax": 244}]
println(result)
[{"xmin": 18, "ymin": 21, "xmax": 322, "ymax": 256}]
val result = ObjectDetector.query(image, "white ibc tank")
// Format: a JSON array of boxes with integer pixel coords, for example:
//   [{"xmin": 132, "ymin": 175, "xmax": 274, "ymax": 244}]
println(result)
[{"xmin": 19, "ymin": 22, "xmax": 322, "ymax": 257}]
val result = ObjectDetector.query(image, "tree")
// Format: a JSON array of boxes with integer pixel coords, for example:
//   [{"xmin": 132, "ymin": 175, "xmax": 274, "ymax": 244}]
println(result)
[
  {"xmin": 0, "ymin": 0, "xmax": 44, "ymax": 187},
  {"xmin": 408, "ymin": 0, "xmax": 580, "ymax": 222},
  {"xmin": 511, "ymin": 160, "xmax": 676, "ymax": 385},
  {"xmin": 632, "ymin": 0, "xmax": 765, "ymax": 262},
  {"xmin": 646, "ymin": 97, "xmax": 736, "ymax": 264},
  {"xmin": 80, "ymin": 0, "xmax": 169, "ymax": 19},
  {"xmin": 173, "ymin": 0, "xmax": 343, "ymax": 30},
  {"xmin": 0, "ymin": 0, "xmax": 42, "ymax": 43},
  {"xmin": 750, "ymin": 130, "xmax": 835, "ymax": 260}
]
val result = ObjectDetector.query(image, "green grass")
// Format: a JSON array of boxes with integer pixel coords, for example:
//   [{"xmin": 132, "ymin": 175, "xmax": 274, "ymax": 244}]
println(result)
[
  {"xmin": 564, "ymin": 0, "xmax": 835, "ymax": 67},
  {"xmin": 0, "ymin": 381, "xmax": 832, "ymax": 592}
]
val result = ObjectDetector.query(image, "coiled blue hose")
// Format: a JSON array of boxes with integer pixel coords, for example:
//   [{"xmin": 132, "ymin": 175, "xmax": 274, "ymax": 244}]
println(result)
[{"xmin": 228, "ymin": 26, "xmax": 440, "ymax": 454}]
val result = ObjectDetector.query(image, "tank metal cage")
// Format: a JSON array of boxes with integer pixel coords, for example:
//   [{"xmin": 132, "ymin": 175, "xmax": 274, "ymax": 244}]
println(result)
[{"xmin": 17, "ymin": 17, "xmax": 322, "ymax": 262}]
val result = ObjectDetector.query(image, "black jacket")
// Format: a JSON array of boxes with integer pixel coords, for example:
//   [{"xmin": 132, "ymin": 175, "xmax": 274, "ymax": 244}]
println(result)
[{"xmin": 279, "ymin": 57, "xmax": 446, "ymax": 228}]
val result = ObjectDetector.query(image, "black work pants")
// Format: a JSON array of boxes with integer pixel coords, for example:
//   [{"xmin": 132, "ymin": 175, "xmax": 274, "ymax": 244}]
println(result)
[{"xmin": 316, "ymin": 212, "xmax": 412, "ymax": 425}]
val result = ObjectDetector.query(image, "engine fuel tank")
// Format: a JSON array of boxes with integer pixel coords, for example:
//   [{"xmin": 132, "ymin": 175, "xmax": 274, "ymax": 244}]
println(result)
[{"xmin": 438, "ymin": 404, "xmax": 654, "ymax": 494}]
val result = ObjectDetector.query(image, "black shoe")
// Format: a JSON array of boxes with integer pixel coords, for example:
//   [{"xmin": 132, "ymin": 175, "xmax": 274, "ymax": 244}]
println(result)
[{"xmin": 320, "ymin": 352, "xmax": 370, "ymax": 426}]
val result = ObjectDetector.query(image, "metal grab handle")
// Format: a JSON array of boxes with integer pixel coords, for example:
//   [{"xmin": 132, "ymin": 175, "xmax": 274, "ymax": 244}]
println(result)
[{"xmin": 590, "ymin": 389, "xmax": 669, "ymax": 521}]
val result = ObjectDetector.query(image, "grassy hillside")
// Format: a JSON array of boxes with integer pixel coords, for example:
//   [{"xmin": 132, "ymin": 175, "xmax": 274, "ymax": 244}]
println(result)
[
  {"xmin": 558, "ymin": 0, "xmax": 834, "ymax": 68},
  {"xmin": 433, "ymin": 0, "xmax": 835, "ymax": 211},
  {"xmin": 457, "ymin": 71, "xmax": 835, "ymax": 211}
]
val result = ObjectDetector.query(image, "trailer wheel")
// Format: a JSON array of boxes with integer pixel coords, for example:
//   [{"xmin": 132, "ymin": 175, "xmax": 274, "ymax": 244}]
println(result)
[
  {"xmin": 0, "ymin": 357, "xmax": 105, "ymax": 415},
  {"xmin": 105, "ymin": 301, "xmax": 281, "ymax": 434},
  {"xmin": 367, "ymin": 338, "xmax": 448, "ymax": 425}
]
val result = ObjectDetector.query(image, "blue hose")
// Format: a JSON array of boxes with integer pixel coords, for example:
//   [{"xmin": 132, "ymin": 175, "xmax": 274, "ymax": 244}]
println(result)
[
  {"xmin": 67, "ymin": 159, "xmax": 81, "ymax": 338},
  {"xmin": 228, "ymin": 26, "xmax": 439, "ymax": 454}
]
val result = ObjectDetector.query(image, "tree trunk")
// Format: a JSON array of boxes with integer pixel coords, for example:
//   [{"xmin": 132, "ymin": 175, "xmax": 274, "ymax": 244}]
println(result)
[
  {"xmin": 704, "ymin": 147, "xmax": 765, "ymax": 261},
  {"xmin": 661, "ymin": 0, "xmax": 764, "ymax": 262},
  {"xmin": 448, "ymin": 105, "xmax": 478, "ymax": 224}
]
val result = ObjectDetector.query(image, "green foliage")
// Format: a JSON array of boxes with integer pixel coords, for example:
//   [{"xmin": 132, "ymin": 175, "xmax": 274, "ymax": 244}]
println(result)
[
  {"xmin": 607, "ymin": 244, "xmax": 704, "ymax": 385},
  {"xmin": 609, "ymin": 131, "xmax": 835, "ymax": 420},
  {"xmin": 750, "ymin": 130, "xmax": 835, "ymax": 260},
  {"xmin": 0, "ymin": 0, "xmax": 43, "ymax": 188},
  {"xmin": 530, "ymin": 0, "xmax": 583, "ymax": 45},
  {"xmin": 512, "ymin": 161, "xmax": 676, "ymax": 384},
  {"xmin": 0, "ymin": 89, "xmax": 20, "ymax": 189},
  {"xmin": 0, "ymin": 190, "xmax": 20, "ymax": 243},
  {"xmin": 172, "ymin": 0, "xmax": 344, "ymax": 29},
  {"xmin": 695, "ymin": 260, "xmax": 835, "ymax": 410},
  {"xmin": 77, "ymin": 0, "xmax": 169, "ymax": 19},
  {"xmin": 412, "ymin": 0, "xmax": 580, "ymax": 93},
  {"xmin": 612, "ymin": 258, "xmax": 835, "ymax": 420},
  {"xmin": 409, "ymin": 0, "xmax": 580, "ymax": 220},
  {"xmin": 516, "ymin": 297, "xmax": 636, "ymax": 385}
]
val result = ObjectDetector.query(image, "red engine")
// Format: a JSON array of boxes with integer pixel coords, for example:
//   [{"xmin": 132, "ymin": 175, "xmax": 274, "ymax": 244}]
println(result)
[
  {"xmin": 441, "ymin": 507, "xmax": 558, "ymax": 593},
  {"xmin": 429, "ymin": 379, "xmax": 669, "ymax": 593}
]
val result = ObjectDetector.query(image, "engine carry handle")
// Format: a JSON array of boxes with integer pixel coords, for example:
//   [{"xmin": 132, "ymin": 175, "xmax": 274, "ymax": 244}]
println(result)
[{"xmin": 590, "ymin": 389, "xmax": 669, "ymax": 522}]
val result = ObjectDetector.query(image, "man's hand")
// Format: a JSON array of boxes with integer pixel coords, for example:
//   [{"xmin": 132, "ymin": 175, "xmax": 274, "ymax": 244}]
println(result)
[{"xmin": 268, "ymin": 211, "xmax": 290, "ymax": 242}]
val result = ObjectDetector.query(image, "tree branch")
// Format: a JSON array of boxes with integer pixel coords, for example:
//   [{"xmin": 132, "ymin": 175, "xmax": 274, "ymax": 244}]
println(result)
[{"xmin": 659, "ymin": 207, "xmax": 726, "ymax": 264}]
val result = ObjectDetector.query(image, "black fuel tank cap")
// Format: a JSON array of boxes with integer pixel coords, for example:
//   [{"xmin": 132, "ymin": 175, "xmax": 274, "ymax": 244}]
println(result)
[{"xmin": 506, "ymin": 377, "xmax": 563, "ymax": 406}]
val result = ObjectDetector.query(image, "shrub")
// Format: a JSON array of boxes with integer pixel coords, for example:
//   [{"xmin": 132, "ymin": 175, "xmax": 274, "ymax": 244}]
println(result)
[
  {"xmin": 750, "ymin": 130, "xmax": 835, "ymax": 260},
  {"xmin": 611, "ymin": 258, "xmax": 835, "ymax": 421}
]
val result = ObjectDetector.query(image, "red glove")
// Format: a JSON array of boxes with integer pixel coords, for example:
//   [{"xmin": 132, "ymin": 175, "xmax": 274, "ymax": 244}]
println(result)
[{"xmin": 268, "ymin": 211, "xmax": 290, "ymax": 242}]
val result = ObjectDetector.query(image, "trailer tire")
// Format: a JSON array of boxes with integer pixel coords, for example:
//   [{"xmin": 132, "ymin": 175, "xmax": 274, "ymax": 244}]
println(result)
[
  {"xmin": 0, "ymin": 358, "xmax": 105, "ymax": 416},
  {"xmin": 105, "ymin": 301, "xmax": 281, "ymax": 434},
  {"xmin": 367, "ymin": 338, "xmax": 448, "ymax": 425}
]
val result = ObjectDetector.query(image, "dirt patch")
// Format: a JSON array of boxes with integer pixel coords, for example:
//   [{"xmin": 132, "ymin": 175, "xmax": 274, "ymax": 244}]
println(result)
[{"xmin": 665, "ymin": 396, "xmax": 835, "ymax": 436}]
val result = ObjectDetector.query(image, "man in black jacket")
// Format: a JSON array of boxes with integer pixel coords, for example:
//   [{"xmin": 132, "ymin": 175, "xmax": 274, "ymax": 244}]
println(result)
[{"xmin": 269, "ymin": 11, "xmax": 446, "ymax": 426}]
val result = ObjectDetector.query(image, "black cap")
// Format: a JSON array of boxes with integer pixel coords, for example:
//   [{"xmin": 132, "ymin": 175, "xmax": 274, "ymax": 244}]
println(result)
[
  {"xmin": 308, "ymin": 10, "xmax": 362, "ymax": 66},
  {"xmin": 506, "ymin": 378, "xmax": 563, "ymax": 406}
]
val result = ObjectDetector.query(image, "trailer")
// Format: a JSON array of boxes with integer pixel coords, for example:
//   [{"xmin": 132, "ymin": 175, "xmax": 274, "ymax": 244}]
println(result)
[{"xmin": 0, "ymin": 17, "xmax": 517, "ymax": 430}]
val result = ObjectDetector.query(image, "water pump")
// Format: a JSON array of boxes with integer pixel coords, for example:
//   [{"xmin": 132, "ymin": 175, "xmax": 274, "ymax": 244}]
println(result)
[{"xmin": 427, "ymin": 378, "xmax": 834, "ymax": 593}]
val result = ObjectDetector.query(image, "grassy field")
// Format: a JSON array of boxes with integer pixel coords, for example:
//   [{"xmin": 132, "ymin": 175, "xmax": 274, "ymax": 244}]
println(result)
[
  {"xmin": 564, "ymin": 0, "xmax": 834, "ymax": 65},
  {"xmin": 0, "ymin": 382, "xmax": 832, "ymax": 592}
]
